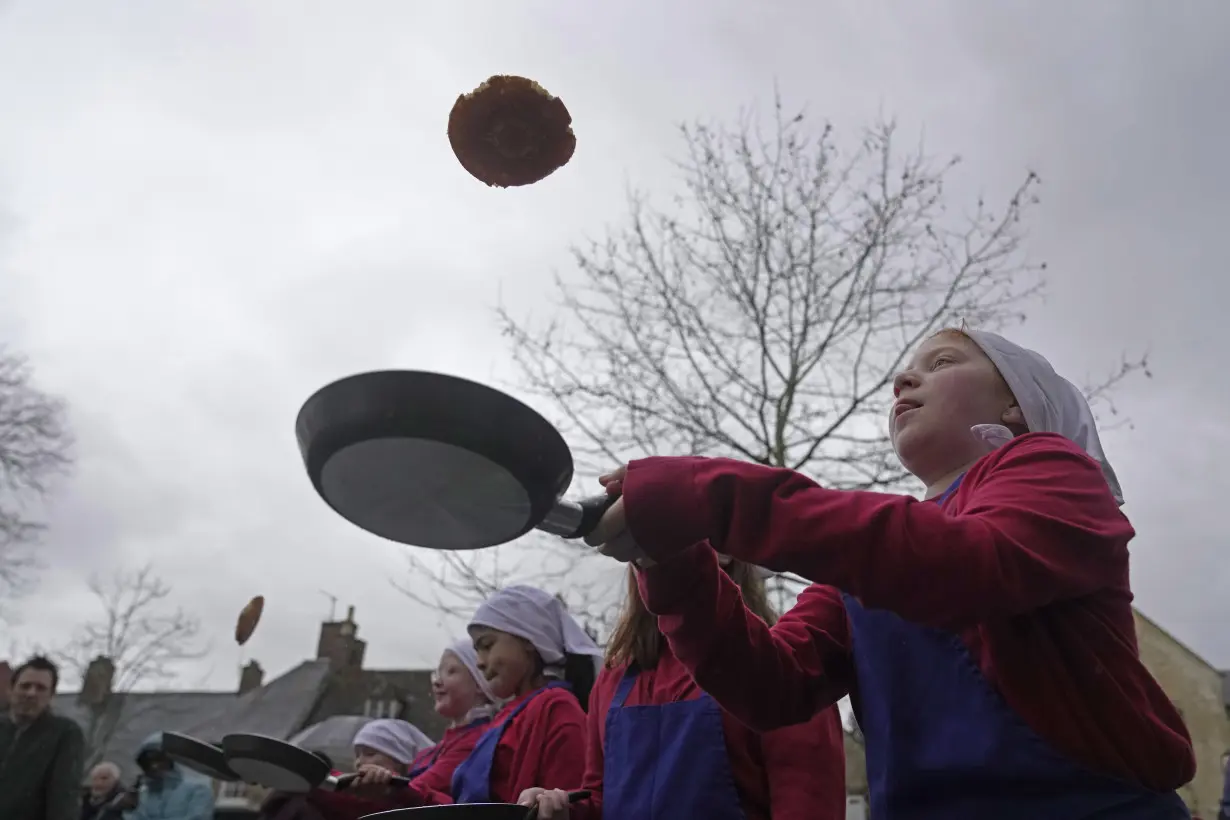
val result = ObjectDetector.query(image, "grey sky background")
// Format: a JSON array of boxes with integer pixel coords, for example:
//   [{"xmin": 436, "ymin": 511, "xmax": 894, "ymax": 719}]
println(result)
[{"xmin": 1, "ymin": 1, "xmax": 1225, "ymax": 689}]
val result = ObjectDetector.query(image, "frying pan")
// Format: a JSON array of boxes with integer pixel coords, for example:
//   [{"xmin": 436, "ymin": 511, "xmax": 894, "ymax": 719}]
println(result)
[
  {"xmin": 295, "ymin": 371, "xmax": 616, "ymax": 550},
  {"xmin": 221, "ymin": 733, "xmax": 410, "ymax": 793},
  {"xmin": 161, "ymin": 731, "xmax": 241, "ymax": 782},
  {"xmin": 359, "ymin": 790, "xmax": 591, "ymax": 820}
]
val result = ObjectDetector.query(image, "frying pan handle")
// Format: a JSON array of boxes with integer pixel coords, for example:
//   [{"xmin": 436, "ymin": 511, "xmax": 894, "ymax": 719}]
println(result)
[
  {"xmin": 568, "ymin": 493, "xmax": 619, "ymax": 540},
  {"xmin": 331, "ymin": 773, "xmax": 412, "ymax": 790}
]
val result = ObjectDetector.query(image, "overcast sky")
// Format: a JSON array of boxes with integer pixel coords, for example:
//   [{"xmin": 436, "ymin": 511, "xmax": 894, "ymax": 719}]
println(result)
[{"xmin": 1, "ymin": 1, "xmax": 1226, "ymax": 691}]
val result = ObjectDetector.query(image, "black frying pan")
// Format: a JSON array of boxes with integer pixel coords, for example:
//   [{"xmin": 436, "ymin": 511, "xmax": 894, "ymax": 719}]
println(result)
[
  {"xmin": 221, "ymin": 733, "xmax": 411, "ymax": 793},
  {"xmin": 359, "ymin": 790, "xmax": 591, "ymax": 820},
  {"xmin": 295, "ymin": 371, "xmax": 616, "ymax": 550},
  {"xmin": 162, "ymin": 731, "xmax": 241, "ymax": 782}
]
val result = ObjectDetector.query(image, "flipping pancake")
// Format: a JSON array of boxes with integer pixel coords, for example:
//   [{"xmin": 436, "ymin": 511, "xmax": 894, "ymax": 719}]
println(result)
[{"xmin": 448, "ymin": 75, "xmax": 576, "ymax": 188}]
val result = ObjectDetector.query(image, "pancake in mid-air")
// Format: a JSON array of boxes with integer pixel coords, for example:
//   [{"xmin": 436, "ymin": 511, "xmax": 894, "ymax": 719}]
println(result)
[
  {"xmin": 448, "ymin": 75, "xmax": 576, "ymax": 188},
  {"xmin": 235, "ymin": 595, "xmax": 264, "ymax": 646}
]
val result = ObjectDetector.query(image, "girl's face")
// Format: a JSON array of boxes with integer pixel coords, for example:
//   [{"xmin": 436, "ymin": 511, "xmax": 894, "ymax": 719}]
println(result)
[
  {"xmin": 471, "ymin": 627, "xmax": 538, "ymax": 700},
  {"xmin": 353, "ymin": 745, "xmax": 402, "ymax": 774},
  {"xmin": 432, "ymin": 650, "xmax": 483, "ymax": 720},
  {"xmin": 890, "ymin": 333, "xmax": 1023, "ymax": 483}
]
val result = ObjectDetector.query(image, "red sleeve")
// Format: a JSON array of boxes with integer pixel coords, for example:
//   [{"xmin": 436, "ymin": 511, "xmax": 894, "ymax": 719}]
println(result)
[
  {"xmin": 409, "ymin": 729, "xmax": 480, "ymax": 797},
  {"xmin": 638, "ymin": 544, "xmax": 853, "ymax": 731},
  {"xmin": 625, "ymin": 433, "xmax": 1132, "ymax": 628},
  {"xmin": 761, "ymin": 706, "xmax": 846, "ymax": 820},
  {"xmin": 551, "ymin": 669, "xmax": 613, "ymax": 820},
  {"xmin": 530, "ymin": 691, "xmax": 587, "ymax": 792}
]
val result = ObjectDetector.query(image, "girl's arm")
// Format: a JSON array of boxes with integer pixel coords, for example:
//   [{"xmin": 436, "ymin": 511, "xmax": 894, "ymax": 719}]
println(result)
[
  {"xmin": 761, "ymin": 706, "xmax": 847, "ymax": 820},
  {"xmin": 638, "ymin": 544, "xmax": 853, "ymax": 731},
  {"xmin": 626, "ymin": 433, "xmax": 1132, "ymax": 629}
]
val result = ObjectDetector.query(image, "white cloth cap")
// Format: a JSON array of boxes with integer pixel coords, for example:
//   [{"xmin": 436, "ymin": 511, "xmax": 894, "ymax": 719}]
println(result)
[
  {"xmin": 468, "ymin": 585, "xmax": 603, "ymax": 666},
  {"xmin": 966, "ymin": 330, "xmax": 1124, "ymax": 505},
  {"xmin": 444, "ymin": 638, "xmax": 498, "ymax": 704},
  {"xmin": 352, "ymin": 719, "xmax": 433, "ymax": 765}
]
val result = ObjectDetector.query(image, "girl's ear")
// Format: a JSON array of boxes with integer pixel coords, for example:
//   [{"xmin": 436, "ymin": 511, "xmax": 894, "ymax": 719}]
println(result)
[{"xmin": 1001, "ymin": 402, "xmax": 1027, "ymax": 433}]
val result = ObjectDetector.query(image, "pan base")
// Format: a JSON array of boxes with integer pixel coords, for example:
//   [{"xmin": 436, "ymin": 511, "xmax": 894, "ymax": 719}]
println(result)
[{"xmin": 319, "ymin": 438, "xmax": 534, "ymax": 550}]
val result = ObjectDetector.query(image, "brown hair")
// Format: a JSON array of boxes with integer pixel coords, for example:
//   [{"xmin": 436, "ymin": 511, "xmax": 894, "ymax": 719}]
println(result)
[{"xmin": 605, "ymin": 559, "xmax": 777, "ymax": 670}]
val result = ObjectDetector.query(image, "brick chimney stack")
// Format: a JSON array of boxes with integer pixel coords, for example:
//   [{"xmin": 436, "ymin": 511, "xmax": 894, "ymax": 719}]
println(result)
[
  {"xmin": 316, "ymin": 605, "xmax": 366, "ymax": 671},
  {"xmin": 0, "ymin": 660, "xmax": 11, "ymax": 709},
  {"xmin": 238, "ymin": 660, "xmax": 264, "ymax": 695},
  {"xmin": 79, "ymin": 656, "xmax": 115, "ymax": 707}
]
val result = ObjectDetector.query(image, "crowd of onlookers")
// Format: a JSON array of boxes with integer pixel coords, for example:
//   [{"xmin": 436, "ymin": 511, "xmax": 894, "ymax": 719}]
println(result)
[{"xmin": 1, "ymin": 655, "xmax": 216, "ymax": 820}]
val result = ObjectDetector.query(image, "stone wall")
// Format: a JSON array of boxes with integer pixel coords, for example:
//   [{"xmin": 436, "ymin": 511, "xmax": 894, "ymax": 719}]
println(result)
[{"xmin": 1134, "ymin": 609, "xmax": 1229, "ymax": 818}]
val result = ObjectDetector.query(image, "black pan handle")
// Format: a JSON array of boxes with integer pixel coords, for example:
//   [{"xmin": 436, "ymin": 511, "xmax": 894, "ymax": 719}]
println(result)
[
  {"xmin": 538, "ymin": 493, "xmax": 620, "ymax": 541},
  {"xmin": 523, "ymin": 790, "xmax": 592, "ymax": 820},
  {"xmin": 330, "ymin": 773, "xmax": 413, "ymax": 791}
]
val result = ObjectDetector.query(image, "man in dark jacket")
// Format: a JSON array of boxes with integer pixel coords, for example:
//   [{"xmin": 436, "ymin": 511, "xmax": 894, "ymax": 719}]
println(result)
[{"xmin": 0, "ymin": 655, "xmax": 86, "ymax": 820}]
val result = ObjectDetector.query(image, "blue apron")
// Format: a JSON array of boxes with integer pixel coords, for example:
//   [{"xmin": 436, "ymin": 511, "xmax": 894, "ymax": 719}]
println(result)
[
  {"xmin": 450, "ymin": 682, "xmax": 569, "ymax": 803},
  {"xmin": 602, "ymin": 665, "xmax": 745, "ymax": 820},
  {"xmin": 845, "ymin": 479, "xmax": 1190, "ymax": 819},
  {"xmin": 407, "ymin": 717, "xmax": 490, "ymax": 779}
]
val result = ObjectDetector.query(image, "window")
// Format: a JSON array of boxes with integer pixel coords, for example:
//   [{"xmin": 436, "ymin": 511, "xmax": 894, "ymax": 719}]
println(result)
[{"xmin": 363, "ymin": 698, "xmax": 403, "ymax": 718}]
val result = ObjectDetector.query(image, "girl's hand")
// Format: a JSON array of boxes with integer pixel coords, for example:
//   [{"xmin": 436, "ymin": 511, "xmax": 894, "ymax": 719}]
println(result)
[
  {"xmin": 518, "ymin": 788, "xmax": 573, "ymax": 819},
  {"xmin": 588, "ymin": 466, "xmax": 654, "ymax": 566},
  {"xmin": 349, "ymin": 764, "xmax": 394, "ymax": 796}
]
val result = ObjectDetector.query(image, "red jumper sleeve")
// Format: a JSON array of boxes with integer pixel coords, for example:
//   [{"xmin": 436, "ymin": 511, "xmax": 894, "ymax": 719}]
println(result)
[
  {"xmin": 761, "ymin": 706, "xmax": 847, "ymax": 820},
  {"xmin": 625, "ymin": 433, "xmax": 1132, "ymax": 629},
  {"xmin": 558, "ymin": 671, "xmax": 612, "ymax": 820},
  {"xmin": 638, "ymin": 543, "xmax": 853, "ymax": 731},
  {"xmin": 408, "ymin": 731, "xmax": 479, "ymax": 797},
  {"xmin": 513, "ymin": 692, "xmax": 587, "ymax": 797}
]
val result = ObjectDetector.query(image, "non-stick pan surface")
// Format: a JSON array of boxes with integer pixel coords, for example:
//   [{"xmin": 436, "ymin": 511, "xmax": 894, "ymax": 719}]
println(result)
[
  {"xmin": 295, "ymin": 371, "xmax": 576, "ymax": 550},
  {"xmin": 162, "ymin": 731, "xmax": 240, "ymax": 782},
  {"xmin": 222, "ymin": 733, "xmax": 331, "ymax": 793}
]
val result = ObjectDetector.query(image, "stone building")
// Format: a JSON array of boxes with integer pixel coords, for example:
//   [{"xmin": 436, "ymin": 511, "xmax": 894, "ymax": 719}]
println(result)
[{"xmin": 1134, "ymin": 608, "xmax": 1230, "ymax": 818}]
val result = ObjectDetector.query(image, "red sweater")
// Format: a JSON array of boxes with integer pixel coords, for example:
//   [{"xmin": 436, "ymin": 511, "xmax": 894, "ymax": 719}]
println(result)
[
  {"xmin": 568, "ymin": 647, "xmax": 845, "ymax": 820},
  {"xmin": 627, "ymin": 433, "xmax": 1195, "ymax": 791},
  {"xmin": 308, "ymin": 689, "xmax": 584, "ymax": 816}
]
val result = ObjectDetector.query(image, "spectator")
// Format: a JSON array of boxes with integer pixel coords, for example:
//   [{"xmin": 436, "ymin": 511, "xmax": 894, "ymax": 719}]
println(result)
[
  {"xmin": 81, "ymin": 762, "xmax": 126, "ymax": 820},
  {"xmin": 0, "ymin": 655, "xmax": 86, "ymax": 820},
  {"xmin": 121, "ymin": 732, "xmax": 214, "ymax": 820}
]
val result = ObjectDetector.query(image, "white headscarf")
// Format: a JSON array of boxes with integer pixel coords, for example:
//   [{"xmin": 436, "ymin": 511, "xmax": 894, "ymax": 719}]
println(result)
[
  {"xmin": 352, "ymin": 719, "xmax": 434, "ymax": 765},
  {"xmin": 468, "ymin": 585, "xmax": 603, "ymax": 673},
  {"xmin": 443, "ymin": 639, "xmax": 500, "ymax": 721},
  {"xmin": 966, "ymin": 330, "xmax": 1124, "ymax": 504}
]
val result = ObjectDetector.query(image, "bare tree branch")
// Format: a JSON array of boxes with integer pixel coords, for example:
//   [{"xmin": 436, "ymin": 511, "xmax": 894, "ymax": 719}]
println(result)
[
  {"xmin": 418, "ymin": 94, "xmax": 1147, "ymax": 616},
  {"xmin": 54, "ymin": 564, "xmax": 209, "ymax": 765},
  {"xmin": 0, "ymin": 347, "xmax": 72, "ymax": 611}
]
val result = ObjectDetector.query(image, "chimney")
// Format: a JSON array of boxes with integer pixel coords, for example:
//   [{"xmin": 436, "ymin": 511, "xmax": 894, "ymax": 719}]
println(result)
[
  {"xmin": 238, "ymin": 660, "xmax": 264, "ymax": 695},
  {"xmin": 0, "ymin": 661, "xmax": 11, "ymax": 709},
  {"xmin": 79, "ymin": 656, "xmax": 115, "ymax": 707},
  {"xmin": 316, "ymin": 605, "xmax": 366, "ymax": 672}
]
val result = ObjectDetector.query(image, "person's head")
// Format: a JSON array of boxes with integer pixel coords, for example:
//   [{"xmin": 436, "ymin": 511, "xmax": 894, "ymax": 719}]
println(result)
[
  {"xmin": 135, "ymin": 734, "xmax": 174, "ymax": 779},
  {"xmin": 890, "ymin": 329, "xmax": 1023, "ymax": 489},
  {"xmin": 468, "ymin": 585, "xmax": 603, "ymax": 710},
  {"xmin": 890, "ymin": 327, "xmax": 1122, "ymax": 501},
  {"xmin": 352, "ymin": 719, "xmax": 431, "ymax": 774},
  {"xmin": 10, "ymin": 655, "xmax": 59, "ymax": 723},
  {"xmin": 88, "ymin": 762, "xmax": 122, "ymax": 798},
  {"xmin": 432, "ymin": 640, "xmax": 496, "ymax": 723},
  {"xmin": 607, "ymin": 553, "xmax": 775, "ymax": 670}
]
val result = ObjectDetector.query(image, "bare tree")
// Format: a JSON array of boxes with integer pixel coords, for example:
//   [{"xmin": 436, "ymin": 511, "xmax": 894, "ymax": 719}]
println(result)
[
  {"xmin": 405, "ymin": 95, "xmax": 1146, "ymax": 622},
  {"xmin": 55, "ymin": 564, "xmax": 208, "ymax": 766},
  {"xmin": 0, "ymin": 348, "xmax": 72, "ymax": 611}
]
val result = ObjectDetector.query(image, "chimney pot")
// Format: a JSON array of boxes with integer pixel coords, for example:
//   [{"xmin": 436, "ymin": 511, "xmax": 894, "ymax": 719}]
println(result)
[
  {"xmin": 238, "ymin": 660, "xmax": 264, "ymax": 695},
  {"xmin": 79, "ymin": 656, "xmax": 115, "ymax": 707}
]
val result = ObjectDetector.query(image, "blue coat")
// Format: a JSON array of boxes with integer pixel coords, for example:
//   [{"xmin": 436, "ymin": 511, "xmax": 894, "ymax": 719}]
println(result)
[{"xmin": 123, "ymin": 733, "xmax": 214, "ymax": 820}]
